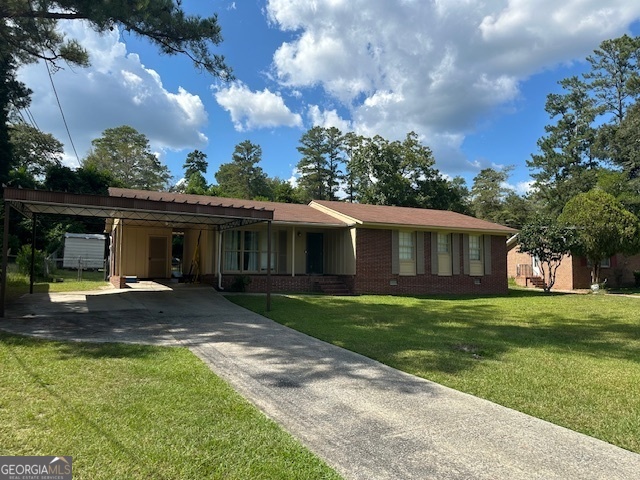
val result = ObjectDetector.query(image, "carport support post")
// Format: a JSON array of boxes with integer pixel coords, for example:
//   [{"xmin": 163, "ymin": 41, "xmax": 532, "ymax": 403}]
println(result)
[
  {"xmin": 267, "ymin": 220, "xmax": 272, "ymax": 312},
  {"xmin": 1, "ymin": 202, "xmax": 10, "ymax": 318},
  {"xmin": 29, "ymin": 213, "xmax": 37, "ymax": 294}
]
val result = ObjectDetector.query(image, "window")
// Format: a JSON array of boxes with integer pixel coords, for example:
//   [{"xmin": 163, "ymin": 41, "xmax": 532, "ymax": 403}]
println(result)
[
  {"xmin": 224, "ymin": 231, "xmax": 241, "ymax": 271},
  {"xmin": 224, "ymin": 230, "xmax": 277, "ymax": 273},
  {"xmin": 398, "ymin": 231, "xmax": 416, "ymax": 276},
  {"xmin": 399, "ymin": 231, "xmax": 415, "ymax": 261},
  {"xmin": 469, "ymin": 235, "xmax": 481, "ymax": 261},
  {"xmin": 437, "ymin": 233, "xmax": 452, "ymax": 276},
  {"xmin": 600, "ymin": 257, "xmax": 611, "ymax": 269},
  {"xmin": 437, "ymin": 233, "xmax": 450, "ymax": 254},
  {"xmin": 468, "ymin": 234, "xmax": 483, "ymax": 276},
  {"xmin": 243, "ymin": 231, "xmax": 259, "ymax": 271}
]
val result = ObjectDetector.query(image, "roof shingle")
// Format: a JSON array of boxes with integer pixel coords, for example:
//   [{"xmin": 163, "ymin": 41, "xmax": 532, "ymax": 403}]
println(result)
[{"xmin": 311, "ymin": 200, "xmax": 516, "ymax": 234}]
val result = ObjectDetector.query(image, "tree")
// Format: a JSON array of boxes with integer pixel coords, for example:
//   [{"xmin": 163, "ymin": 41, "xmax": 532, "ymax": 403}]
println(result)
[
  {"xmin": 584, "ymin": 34, "xmax": 640, "ymax": 124},
  {"xmin": 1, "ymin": 0, "xmax": 231, "ymax": 187},
  {"xmin": 267, "ymin": 177, "xmax": 305, "ymax": 204},
  {"xmin": 558, "ymin": 189, "xmax": 639, "ymax": 284},
  {"xmin": 83, "ymin": 125, "xmax": 170, "ymax": 190},
  {"xmin": 183, "ymin": 150, "xmax": 208, "ymax": 179},
  {"xmin": 469, "ymin": 167, "xmax": 513, "ymax": 223},
  {"xmin": 296, "ymin": 126, "xmax": 331, "ymax": 200},
  {"xmin": 215, "ymin": 140, "xmax": 269, "ymax": 199},
  {"xmin": 324, "ymin": 127, "xmax": 344, "ymax": 200},
  {"xmin": 9, "ymin": 121, "xmax": 63, "ymax": 178},
  {"xmin": 343, "ymin": 132, "xmax": 367, "ymax": 203},
  {"xmin": 180, "ymin": 149, "xmax": 209, "ymax": 194},
  {"xmin": 527, "ymin": 76, "xmax": 600, "ymax": 215},
  {"xmin": 518, "ymin": 216, "xmax": 575, "ymax": 292}
]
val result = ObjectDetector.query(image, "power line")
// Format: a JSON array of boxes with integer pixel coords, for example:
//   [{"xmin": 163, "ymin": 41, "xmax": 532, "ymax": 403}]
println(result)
[{"xmin": 43, "ymin": 57, "xmax": 81, "ymax": 166}]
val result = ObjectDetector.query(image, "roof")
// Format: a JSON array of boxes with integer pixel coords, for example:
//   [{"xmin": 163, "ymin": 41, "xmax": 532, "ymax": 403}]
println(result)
[
  {"xmin": 311, "ymin": 200, "xmax": 517, "ymax": 234},
  {"xmin": 109, "ymin": 188, "xmax": 347, "ymax": 227},
  {"xmin": 3, "ymin": 187, "xmax": 273, "ymax": 231},
  {"xmin": 64, "ymin": 233, "xmax": 106, "ymax": 240}
]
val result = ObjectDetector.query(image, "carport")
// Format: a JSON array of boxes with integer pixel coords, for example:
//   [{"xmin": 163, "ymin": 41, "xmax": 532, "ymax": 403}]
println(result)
[{"xmin": 1, "ymin": 187, "xmax": 274, "ymax": 317}]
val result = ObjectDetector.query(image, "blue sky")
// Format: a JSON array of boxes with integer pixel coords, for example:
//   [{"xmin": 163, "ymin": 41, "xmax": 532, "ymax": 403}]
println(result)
[{"xmin": 18, "ymin": 1, "xmax": 640, "ymax": 195}]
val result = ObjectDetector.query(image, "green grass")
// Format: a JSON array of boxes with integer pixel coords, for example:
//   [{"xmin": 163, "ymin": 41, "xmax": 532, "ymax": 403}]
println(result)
[
  {"xmin": 5, "ymin": 267, "xmax": 110, "ymax": 303},
  {"xmin": 228, "ymin": 290, "xmax": 640, "ymax": 453},
  {"xmin": 0, "ymin": 332, "xmax": 341, "ymax": 480}
]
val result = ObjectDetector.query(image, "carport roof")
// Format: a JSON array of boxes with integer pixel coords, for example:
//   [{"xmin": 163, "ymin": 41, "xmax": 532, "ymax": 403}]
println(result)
[{"xmin": 3, "ymin": 187, "xmax": 273, "ymax": 230}]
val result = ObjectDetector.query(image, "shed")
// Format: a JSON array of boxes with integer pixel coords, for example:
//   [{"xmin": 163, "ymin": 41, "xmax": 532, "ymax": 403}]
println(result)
[{"xmin": 63, "ymin": 233, "xmax": 106, "ymax": 269}]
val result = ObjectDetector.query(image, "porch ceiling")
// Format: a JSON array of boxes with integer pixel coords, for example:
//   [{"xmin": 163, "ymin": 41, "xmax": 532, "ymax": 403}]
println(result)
[{"xmin": 3, "ymin": 187, "xmax": 274, "ymax": 230}]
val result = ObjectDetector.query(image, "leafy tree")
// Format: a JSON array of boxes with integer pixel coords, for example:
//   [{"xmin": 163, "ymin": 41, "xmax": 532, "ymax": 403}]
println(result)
[
  {"xmin": 558, "ymin": 189, "xmax": 639, "ymax": 284},
  {"xmin": 184, "ymin": 172, "xmax": 208, "ymax": 195},
  {"xmin": 527, "ymin": 76, "xmax": 599, "ymax": 215},
  {"xmin": 596, "ymin": 168, "xmax": 640, "ymax": 216},
  {"xmin": 9, "ymin": 121, "xmax": 63, "ymax": 178},
  {"xmin": 83, "ymin": 125, "xmax": 170, "ymax": 190},
  {"xmin": 215, "ymin": 140, "xmax": 269, "ymax": 199},
  {"xmin": 518, "ymin": 216, "xmax": 575, "ymax": 292},
  {"xmin": 1, "ymin": 0, "xmax": 231, "ymax": 187},
  {"xmin": 267, "ymin": 177, "xmax": 305, "ymax": 204}
]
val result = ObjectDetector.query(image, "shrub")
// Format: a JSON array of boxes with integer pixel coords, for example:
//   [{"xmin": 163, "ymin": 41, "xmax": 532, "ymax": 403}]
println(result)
[
  {"xmin": 229, "ymin": 275, "xmax": 252, "ymax": 292},
  {"xmin": 16, "ymin": 245, "xmax": 50, "ymax": 279}
]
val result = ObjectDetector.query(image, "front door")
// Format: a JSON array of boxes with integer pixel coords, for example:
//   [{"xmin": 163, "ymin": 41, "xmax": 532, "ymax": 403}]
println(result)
[
  {"xmin": 306, "ymin": 233, "xmax": 324, "ymax": 274},
  {"xmin": 148, "ymin": 236, "xmax": 168, "ymax": 278}
]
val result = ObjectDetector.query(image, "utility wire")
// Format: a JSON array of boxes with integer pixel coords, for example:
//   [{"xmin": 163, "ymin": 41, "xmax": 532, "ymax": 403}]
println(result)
[{"xmin": 43, "ymin": 56, "xmax": 81, "ymax": 166}]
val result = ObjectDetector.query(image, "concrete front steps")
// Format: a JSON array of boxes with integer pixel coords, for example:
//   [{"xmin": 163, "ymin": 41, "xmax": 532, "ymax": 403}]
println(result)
[{"xmin": 313, "ymin": 276, "xmax": 352, "ymax": 296}]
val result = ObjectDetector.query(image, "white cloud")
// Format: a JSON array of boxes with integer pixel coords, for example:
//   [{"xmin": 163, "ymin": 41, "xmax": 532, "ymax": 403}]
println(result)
[
  {"xmin": 266, "ymin": 0, "xmax": 640, "ymax": 173},
  {"xmin": 17, "ymin": 21, "xmax": 208, "ymax": 161},
  {"xmin": 214, "ymin": 81, "xmax": 303, "ymax": 131},
  {"xmin": 515, "ymin": 180, "xmax": 536, "ymax": 195},
  {"xmin": 307, "ymin": 105, "xmax": 351, "ymax": 131}
]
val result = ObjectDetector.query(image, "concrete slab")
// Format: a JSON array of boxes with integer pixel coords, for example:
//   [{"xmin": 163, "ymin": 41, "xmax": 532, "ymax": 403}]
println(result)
[{"xmin": 2, "ymin": 286, "xmax": 639, "ymax": 479}]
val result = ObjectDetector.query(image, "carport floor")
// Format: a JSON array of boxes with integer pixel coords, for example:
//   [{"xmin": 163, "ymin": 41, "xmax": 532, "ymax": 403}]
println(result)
[{"xmin": 2, "ymin": 285, "xmax": 639, "ymax": 480}]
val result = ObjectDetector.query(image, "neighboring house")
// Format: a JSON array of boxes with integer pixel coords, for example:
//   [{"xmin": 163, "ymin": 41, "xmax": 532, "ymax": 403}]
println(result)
[
  {"xmin": 507, "ymin": 237, "xmax": 640, "ymax": 290},
  {"xmin": 107, "ymin": 188, "xmax": 516, "ymax": 295}
]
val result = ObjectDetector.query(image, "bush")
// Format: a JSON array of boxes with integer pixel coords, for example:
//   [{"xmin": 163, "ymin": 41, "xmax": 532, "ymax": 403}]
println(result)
[
  {"xmin": 634, "ymin": 271, "xmax": 640, "ymax": 288},
  {"xmin": 16, "ymin": 245, "xmax": 51, "ymax": 279},
  {"xmin": 229, "ymin": 275, "xmax": 252, "ymax": 292}
]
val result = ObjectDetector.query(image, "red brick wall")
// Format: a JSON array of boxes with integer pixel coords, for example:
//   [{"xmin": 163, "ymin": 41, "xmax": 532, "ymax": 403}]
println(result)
[{"xmin": 353, "ymin": 228, "xmax": 508, "ymax": 295}]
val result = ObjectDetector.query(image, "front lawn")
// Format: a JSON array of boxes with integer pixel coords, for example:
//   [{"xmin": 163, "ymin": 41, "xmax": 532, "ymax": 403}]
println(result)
[
  {"xmin": 0, "ymin": 332, "xmax": 341, "ymax": 480},
  {"xmin": 228, "ymin": 291, "xmax": 640, "ymax": 453}
]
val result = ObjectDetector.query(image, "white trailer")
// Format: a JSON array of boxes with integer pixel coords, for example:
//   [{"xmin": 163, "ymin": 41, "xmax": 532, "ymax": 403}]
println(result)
[{"xmin": 63, "ymin": 233, "xmax": 106, "ymax": 269}]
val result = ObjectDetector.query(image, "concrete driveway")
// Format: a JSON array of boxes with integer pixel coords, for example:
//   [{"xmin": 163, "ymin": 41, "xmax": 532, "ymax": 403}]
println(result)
[{"xmin": 2, "ymin": 283, "xmax": 639, "ymax": 480}]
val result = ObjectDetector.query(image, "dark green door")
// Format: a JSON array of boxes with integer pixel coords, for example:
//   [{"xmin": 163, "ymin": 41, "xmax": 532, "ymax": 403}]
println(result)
[{"xmin": 306, "ymin": 233, "xmax": 324, "ymax": 274}]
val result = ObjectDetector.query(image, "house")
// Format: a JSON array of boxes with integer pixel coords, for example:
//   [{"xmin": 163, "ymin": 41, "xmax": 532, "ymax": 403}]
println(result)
[
  {"xmin": 107, "ymin": 188, "xmax": 516, "ymax": 295},
  {"xmin": 507, "ymin": 237, "xmax": 640, "ymax": 290}
]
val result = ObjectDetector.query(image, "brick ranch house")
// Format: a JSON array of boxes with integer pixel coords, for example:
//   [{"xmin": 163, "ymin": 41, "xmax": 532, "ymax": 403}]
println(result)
[
  {"xmin": 507, "ymin": 236, "xmax": 640, "ymax": 290},
  {"xmin": 108, "ymin": 188, "xmax": 516, "ymax": 295}
]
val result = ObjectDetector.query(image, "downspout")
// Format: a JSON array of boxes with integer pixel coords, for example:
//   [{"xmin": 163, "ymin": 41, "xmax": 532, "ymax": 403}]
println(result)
[
  {"xmin": 291, "ymin": 227, "xmax": 296, "ymax": 277},
  {"xmin": 29, "ymin": 213, "xmax": 36, "ymax": 294},
  {"xmin": 217, "ymin": 229, "xmax": 224, "ymax": 290}
]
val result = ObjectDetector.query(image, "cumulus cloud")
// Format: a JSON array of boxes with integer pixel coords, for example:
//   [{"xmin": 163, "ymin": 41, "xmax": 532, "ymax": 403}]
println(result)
[
  {"xmin": 266, "ymin": 0, "xmax": 640, "ymax": 172},
  {"xmin": 307, "ymin": 105, "xmax": 351, "ymax": 131},
  {"xmin": 214, "ymin": 81, "xmax": 303, "ymax": 131},
  {"xmin": 17, "ymin": 21, "xmax": 209, "ymax": 164}
]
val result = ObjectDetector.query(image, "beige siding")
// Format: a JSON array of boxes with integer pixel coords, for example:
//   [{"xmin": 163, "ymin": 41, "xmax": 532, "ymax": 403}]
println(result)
[
  {"xmin": 325, "ymin": 229, "xmax": 356, "ymax": 275},
  {"xmin": 121, "ymin": 225, "xmax": 172, "ymax": 278}
]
